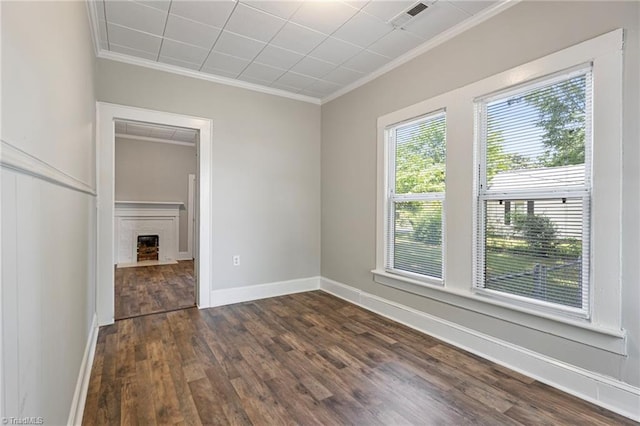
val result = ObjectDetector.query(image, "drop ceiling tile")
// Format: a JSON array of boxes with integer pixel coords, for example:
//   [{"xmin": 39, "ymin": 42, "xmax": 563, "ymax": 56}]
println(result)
[
  {"xmin": 254, "ymin": 45, "xmax": 303, "ymax": 70},
  {"xmin": 212, "ymin": 31, "xmax": 266, "ymax": 61},
  {"xmin": 237, "ymin": 74, "xmax": 273, "ymax": 86},
  {"xmin": 270, "ymin": 22, "xmax": 326, "ymax": 55},
  {"xmin": 242, "ymin": 1, "xmax": 301, "ymax": 20},
  {"xmin": 341, "ymin": 49, "xmax": 389, "ymax": 73},
  {"xmin": 149, "ymin": 127, "xmax": 176, "ymax": 139},
  {"xmin": 290, "ymin": 2, "xmax": 359, "ymax": 35},
  {"xmin": 126, "ymin": 123, "xmax": 153, "ymax": 136},
  {"xmin": 362, "ymin": 0, "xmax": 415, "ymax": 22},
  {"xmin": 203, "ymin": 51, "xmax": 250, "ymax": 75},
  {"xmin": 108, "ymin": 23, "xmax": 162, "ymax": 54},
  {"xmin": 105, "ymin": 0, "xmax": 167, "ymax": 35},
  {"xmin": 270, "ymin": 80, "xmax": 301, "ymax": 93},
  {"xmin": 170, "ymin": 0, "xmax": 236, "ymax": 28},
  {"xmin": 298, "ymin": 88, "xmax": 325, "ymax": 98},
  {"xmin": 225, "ymin": 3, "xmax": 286, "ymax": 43},
  {"xmin": 323, "ymin": 66, "xmax": 364, "ymax": 86},
  {"xmin": 159, "ymin": 56, "xmax": 201, "ymax": 70},
  {"xmin": 173, "ymin": 129, "xmax": 197, "ymax": 142},
  {"xmin": 134, "ymin": 0, "xmax": 171, "ymax": 12},
  {"xmin": 240, "ymin": 62, "xmax": 287, "ymax": 83},
  {"xmin": 276, "ymin": 72, "xmax": 318, "ymax": 90},
  {"xmin": 164, "ymin": 14, "xmax": 221, "ymax": 49},
  {"xmin": 367, "ymin": 28, "xmax": 423, "ymax": 59},
  {"xmin": 308, "ymin": 37, "xmax": 361, "ymax": 65},
  {"xmin": 403, "ymin": 1, "xmax": 469, "ymax": 40},
  {"xmin": 450, "ymin": 1, "xmax": 496, "ymax": 15},
  {"xmin": 333, "ymin": 11, "xmax": 393, "ymax": 48},
  {"xmin": 291, "ymin": 56, "xmax": 336, "ymax": 79},
  {"xmin": 110, "ymin": 42, "xmax": 158, "ymax": 61},
  {"xmin": 201, "ymin": 67, "xmax": 240, "ymax": 79},
  {"xmin": 160, "ymin": 39, "xmax": 209, "ymax": 64},
  {"xmin": 305, "ymin": 79, "xmax": 341, "ymax": 96},
  {"xmin": 345, "ymin": 1, "xmax": 369, "ymax": 11}
]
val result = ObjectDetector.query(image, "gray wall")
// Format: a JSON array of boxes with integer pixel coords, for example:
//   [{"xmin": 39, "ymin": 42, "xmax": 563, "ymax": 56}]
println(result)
[
  {"xmin": 97, "ymin": 60, "xmax": 321, "ymax": 289},
  {"xmin": 321, "ymin": 1, "xmax": 640, "ymax": 387},
  {"xmin": 115, "ymin": 137, "xmax": 196, "ymax": 252},
  {"xmin": 1, "ymin": 1, "xmax": 96, "ymax": 423}
]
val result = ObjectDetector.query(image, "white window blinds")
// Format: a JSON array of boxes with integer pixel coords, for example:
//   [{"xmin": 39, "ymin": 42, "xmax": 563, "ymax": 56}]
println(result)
[
  {"xmin": 476, "ymin": 66, "xmax": 592, "ymax": 315},
  {"xmin": 387, "ymin": 111, "xmax": 446, "ymax": 282}
]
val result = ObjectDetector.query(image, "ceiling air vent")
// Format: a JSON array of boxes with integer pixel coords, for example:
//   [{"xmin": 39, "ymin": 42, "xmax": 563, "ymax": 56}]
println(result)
[
  {"xmin": 407, "ymin": 2, "xmax": 428, "ymax": 16},
  {"xmin": 388, "ymin": 1, "xmax": 434, "ymax": 29}
]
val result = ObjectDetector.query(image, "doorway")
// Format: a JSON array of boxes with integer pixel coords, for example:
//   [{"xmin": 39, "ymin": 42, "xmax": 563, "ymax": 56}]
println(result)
[
  {"xmin": 96, "ymin": 103, "xmax": 212, "ymax": 326},
  {"xmin": 112, "ymin": 119, "xmax": 198, "ymax": 320}
]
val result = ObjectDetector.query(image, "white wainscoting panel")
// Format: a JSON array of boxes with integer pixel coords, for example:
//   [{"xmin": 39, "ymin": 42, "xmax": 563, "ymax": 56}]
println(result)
[{"xmin": 67, "ymin": 314, "xmax": 99, "ymax": 426}]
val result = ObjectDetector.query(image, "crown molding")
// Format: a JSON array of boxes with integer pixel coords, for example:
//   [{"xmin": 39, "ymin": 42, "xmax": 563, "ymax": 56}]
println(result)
[
  {"xmin": 96, "ymin": 50, "xmax": 322, "ymax": 105},
  {"xmin": 85, "ymin": 0, "xmax": 102, "ymax": 57},
  {"xmin": 321, "ymin": 0, "xmax": 522, "ymax": 104},
  {"xmin": 85, "ymin": 0, "xmax": 518, "ymax": 107}
]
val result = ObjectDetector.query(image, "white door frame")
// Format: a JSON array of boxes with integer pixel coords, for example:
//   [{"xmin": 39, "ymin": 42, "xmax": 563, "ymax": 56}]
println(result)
[
  {"xmin": 185, "ymin": 173, "xmax": 196, "ymax": 260},
  {"xmin": 96, "ymin": 102, "xmax": 212, "ymax": 325}
]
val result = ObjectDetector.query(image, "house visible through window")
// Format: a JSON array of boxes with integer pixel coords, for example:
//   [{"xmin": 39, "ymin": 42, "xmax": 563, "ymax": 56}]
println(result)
[
  {"xmin": 476, "ymin": 66, "xmax": 592, "ymax": 316},
  {"xmin": 386, "ymin": 111, "xmax": 446, "ymax": 283}
]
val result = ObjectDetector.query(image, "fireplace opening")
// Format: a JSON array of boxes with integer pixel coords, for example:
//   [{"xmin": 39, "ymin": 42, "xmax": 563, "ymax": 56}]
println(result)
[{"xmin": 137, "ymin": 235, "xmax": 159, "ymax": 262}]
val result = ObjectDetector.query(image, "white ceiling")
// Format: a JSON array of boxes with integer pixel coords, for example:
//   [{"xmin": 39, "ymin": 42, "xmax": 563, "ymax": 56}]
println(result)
[
  {"xmin": 91, "ymin": 0, "xmax": 499, "ymax": 101},
  {"xmin": 115, "ymin": 120, "xmax": 198, "ymax": 145}
]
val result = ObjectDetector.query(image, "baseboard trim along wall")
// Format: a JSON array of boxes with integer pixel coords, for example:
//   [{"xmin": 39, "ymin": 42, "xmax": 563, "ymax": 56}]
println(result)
[
  {"xmin": 177, "ymin": 251, "xmax": 193, "ymax": 261},
  {"xmin": 68, "ymin": 314, "xmax": 99, "ymax": 426},
  {"xmin": 209, "ymin": 276, "xmax": 321, "ymax": 307},
  {"xmin": 319, "ymin": 277, "xmax": 640, "ymax": 422}
]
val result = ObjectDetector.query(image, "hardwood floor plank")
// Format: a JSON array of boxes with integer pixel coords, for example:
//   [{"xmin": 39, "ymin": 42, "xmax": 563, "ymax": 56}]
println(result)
[
  {"xmin": 119, "ymin": 380, "xmax": 138, "ymax": 426},
  {"xmin": 133, "ymin": 359, "xmax": 158, "ymax": 425},
  {"xmin": 115, "ymin": 260, "xmax": 195, "ymax": 320},
  {"xmin": 83, "ymin": 291, "xmax": 636, "ymax": 426},
  {"xmin": 188, "ymin": 377, "xmax": 229, "ymax": 425},
  {"xmin": 230, "ymin": 361, "xmax": 295, "ymax": 426}
]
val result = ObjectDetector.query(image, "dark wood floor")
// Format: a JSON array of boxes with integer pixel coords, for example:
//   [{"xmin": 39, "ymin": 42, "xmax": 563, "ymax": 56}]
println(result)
[
  {"xmin": 84, "ymin": 291, "xmax": 635, "ymax": 425},
  {"xmin": 114, "ymin": 260, "xmax": 195, "ymax": 320}
]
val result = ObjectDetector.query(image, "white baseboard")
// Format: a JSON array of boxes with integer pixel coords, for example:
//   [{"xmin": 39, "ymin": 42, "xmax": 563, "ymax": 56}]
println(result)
[
  {"xmin": 210, "ymin": 276, "xmax": 320, "ymax": 307},
  {"xmin": 67, "ymin": 314, "xmax": 99, "ymax": 426},
  {"xmin": 178, "ymin": 251, "xmax": 193, "ymax": 261},
  {"xmin": 320, "ymin": 277, "xmax": 640, "ymax": 422}
]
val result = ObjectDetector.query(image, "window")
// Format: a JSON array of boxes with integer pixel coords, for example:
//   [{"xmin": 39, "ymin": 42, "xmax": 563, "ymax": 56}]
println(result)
[
  {"xmin": 375, "ymin": 30, "xmax": 623, "ymax": 347},
  {"xmin": 386, "ymin": 111, "xmax": 446, "ymax": 283},
  {"xmin": 475, "ymin": 66, "xmax": 592, "ymax": 317}
]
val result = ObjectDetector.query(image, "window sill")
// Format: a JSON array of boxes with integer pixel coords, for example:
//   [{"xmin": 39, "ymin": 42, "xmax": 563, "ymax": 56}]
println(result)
[{"xmin": 371, "ymin": 269, "xmax": 627, "ymax": 355}]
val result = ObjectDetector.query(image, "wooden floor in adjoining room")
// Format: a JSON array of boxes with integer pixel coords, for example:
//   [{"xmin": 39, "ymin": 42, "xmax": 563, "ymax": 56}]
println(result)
[
  {"xmin": 114, "ymin": 260, "xmax": 195, "ymax": 320},
  {"xmin": 83, "ymin": 291, "xmax": 634, "ymax": 426}
]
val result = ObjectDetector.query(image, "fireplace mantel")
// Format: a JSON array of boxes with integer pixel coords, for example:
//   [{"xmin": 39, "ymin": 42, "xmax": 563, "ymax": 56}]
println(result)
[{"xmin": 115, "ymin": 200, "xmax": 184, "ymax": 210}]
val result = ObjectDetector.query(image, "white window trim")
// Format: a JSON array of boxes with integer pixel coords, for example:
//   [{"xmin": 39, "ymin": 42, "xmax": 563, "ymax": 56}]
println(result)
[
  {"xmin": 474, "ymin": 66, "xmax": 594, "ymax": 320},
  {"xmin": 385, "ymin": 111, "xmax": 446, "ymax": 285},
  {"xmin": 374, "ymin": 29, "xmax": 625, "ymax": 354}
]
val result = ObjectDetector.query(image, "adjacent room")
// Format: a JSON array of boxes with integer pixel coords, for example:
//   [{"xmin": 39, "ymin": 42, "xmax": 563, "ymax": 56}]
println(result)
[
  {"xmin": 113, "ymin": 120, "xmax": 198, "ymax": 319},
  {"xmin": 1, "ymin": 0, "xmax": 639, "ymax": 425}
]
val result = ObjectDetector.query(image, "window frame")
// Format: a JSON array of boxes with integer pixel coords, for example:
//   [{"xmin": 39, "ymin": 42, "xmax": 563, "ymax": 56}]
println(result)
[
  {"xmin": 374, "ymin": 29, "xmax": 625, "ymax": 354},
  {"xmin": 473, "ymin": 66, "xmax": 594, "ymax": 319},
  {"xmin": 385, "ymin": 111, "xmax": 447, "ymax": 285}
]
